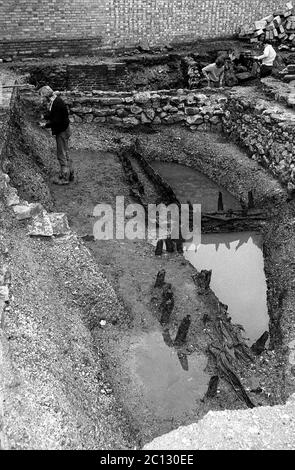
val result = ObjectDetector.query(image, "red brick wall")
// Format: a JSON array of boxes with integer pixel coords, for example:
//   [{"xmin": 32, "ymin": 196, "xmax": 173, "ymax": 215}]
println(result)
[{"xmin": 0, "ymin": 0, "xmax": 286, "ymax": 49}]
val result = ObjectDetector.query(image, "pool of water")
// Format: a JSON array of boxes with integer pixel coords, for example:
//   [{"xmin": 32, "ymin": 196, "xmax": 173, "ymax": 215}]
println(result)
[
  {"xmin": 151, "ymin": 161, "xmax": 241, "ymax": 212},
  {"xmin": 126, "ymin": 330, "xmax": 210, "ymax": 419},
  {"xmin": 150, "ymin": 161, "xmax": 268, "ymax": 344},
  {"xmin": 185, "ymin": 232, "xmax": 268, "ymax": 344}
]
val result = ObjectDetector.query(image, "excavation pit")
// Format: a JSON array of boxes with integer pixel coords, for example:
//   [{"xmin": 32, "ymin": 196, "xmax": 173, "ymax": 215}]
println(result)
[
  {"xmin": 1, "ymin": 70, "xmax": 295, "ymax": 449},
  {"xmin": 46, "ymin": 133, "xmax": 276, "ymax": 444}
]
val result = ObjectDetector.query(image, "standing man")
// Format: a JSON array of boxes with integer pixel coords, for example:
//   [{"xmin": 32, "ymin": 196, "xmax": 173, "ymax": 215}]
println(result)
[
  {"xmin": 39, "ymin": 85, "xmax": 74, "ymax": 185},
  {"xmin": 254, "ymin": 42, "xmax": 277, "ymax": 78},
  {"xmin": 202, "ymin": 57, "xmax": 225, "ymax": 88}
]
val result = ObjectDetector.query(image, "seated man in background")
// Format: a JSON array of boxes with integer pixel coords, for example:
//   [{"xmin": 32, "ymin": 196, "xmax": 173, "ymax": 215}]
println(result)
[
  {"xmin": 202, "ymin": 57, "xmax": 225, "ymax": 88},
  {"xmin": 254, "ymin": 42, "xmax": 277, "ymax": 78},
  {"xmin": 39, "ymin": 85, "xmax": 74, "ymax": 185}
]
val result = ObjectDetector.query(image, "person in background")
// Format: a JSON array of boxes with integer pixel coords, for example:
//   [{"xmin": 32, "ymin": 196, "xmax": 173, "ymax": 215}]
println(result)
[
  {"xmin": 254, "ymin": 42, "xmax": 277, "ymax": 78},
  {"xmin": 39, "ymin": 85, "xmax": 74, "ymax": 185},
  {"xmin": 202, "ymin": 57, "xmax": 225, "ymax": 88},
  {"xmin": 223, "ymin": 49, "xmax": 239, "ymax": 87}
]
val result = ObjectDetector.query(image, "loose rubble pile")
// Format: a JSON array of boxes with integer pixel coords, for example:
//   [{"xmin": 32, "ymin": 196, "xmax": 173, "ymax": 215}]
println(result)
[
  {"xmin": 2, "ymin": 173, "xmax": 70, "ymax": 236},
  {"xmin": 239, "ymin": 2, "xmax": 295, "ymax": 50},
  {"xmin": 182, "ymin": 56, "xmax": 204, "ymax": 89}
]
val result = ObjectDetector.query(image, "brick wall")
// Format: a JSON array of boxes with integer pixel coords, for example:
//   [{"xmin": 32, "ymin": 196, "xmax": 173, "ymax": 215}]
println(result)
[{"xmin": 0, "ymin": 0, "xmax": 286, "ymax": 58}]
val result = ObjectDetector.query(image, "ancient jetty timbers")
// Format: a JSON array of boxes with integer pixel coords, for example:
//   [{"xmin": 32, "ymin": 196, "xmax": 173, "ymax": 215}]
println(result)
[{"xmin": 117, "ymin": 142, "xmax": 268, "ymax": 236}]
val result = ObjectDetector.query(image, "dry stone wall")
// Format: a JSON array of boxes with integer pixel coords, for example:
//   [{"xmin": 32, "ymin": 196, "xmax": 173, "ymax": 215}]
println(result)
[
  {"xmin": 64, "ymin": 89, "xmax": 226, "ymax": 132},
  {"xmin": 63, "ymin": 85, "xmax": 295, "ymax": 191},
  {"xmin": 223, "ymin": 91, "xmax": 295, "ymax": 193}
]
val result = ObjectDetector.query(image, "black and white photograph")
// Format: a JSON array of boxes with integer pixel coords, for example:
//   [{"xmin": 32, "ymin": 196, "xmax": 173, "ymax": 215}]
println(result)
[{"xmin": 0, "ymin": 0, "xmax": 295, "ymax": 457}]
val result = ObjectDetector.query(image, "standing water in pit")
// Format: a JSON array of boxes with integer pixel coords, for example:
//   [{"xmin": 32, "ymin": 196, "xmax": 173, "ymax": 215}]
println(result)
[
  {"xmin": 151, "ymin": 161, "xmax": 268, "ymax": 345},
  {"xmin": 50, "ymin": 149, "xmax": 270, "ymax": 442},
  {"xmin": 184, "ymin": 232, "xmax": 268, "ymax": 345}
]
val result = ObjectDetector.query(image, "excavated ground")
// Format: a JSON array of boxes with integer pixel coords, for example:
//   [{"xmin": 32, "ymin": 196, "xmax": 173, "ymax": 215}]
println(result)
[
  {"xmin": 3, "ymin": 83, "xmax": 295, "ymax": 447},
  {"xmin": 43, "ymin": 122, "xmax": 291, "ymax": 444},
  {"xmin": 0, "ymin": 205, "xmax": 136, "ymax": 449}
]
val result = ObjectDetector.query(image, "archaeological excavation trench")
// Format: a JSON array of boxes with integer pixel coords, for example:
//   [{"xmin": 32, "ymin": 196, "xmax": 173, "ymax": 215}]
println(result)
[{"xmin": 2, "ymin": 56, "xmax": 295, "ymax": 449}]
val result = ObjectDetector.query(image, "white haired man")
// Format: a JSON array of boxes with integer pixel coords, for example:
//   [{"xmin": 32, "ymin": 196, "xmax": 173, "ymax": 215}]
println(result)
[{"xmin": 39, "ymin": 85, "xmax": 74, "ymax": 184}]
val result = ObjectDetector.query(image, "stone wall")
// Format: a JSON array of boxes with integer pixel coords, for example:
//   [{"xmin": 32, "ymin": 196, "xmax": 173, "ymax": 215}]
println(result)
[
  {"xmin": 223, "ymin": 92, "xmax": 295, "ymax": 193},
  {"xmin": 64, "ymin": 89, "xmax": 226, "ymax": 131},
  {"xmin": 63, "ymin": 85, "xmax": 295, "ymax": 191},
  {"xmin": 0, "ymin": 0, "xmax": 286, "ymax": 58}
]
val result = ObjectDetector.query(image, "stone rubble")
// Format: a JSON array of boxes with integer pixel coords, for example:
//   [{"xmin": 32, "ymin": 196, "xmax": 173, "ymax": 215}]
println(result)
[{"xmin": 239, "ymin": 3, "xmax": 295, "ymax": 49}]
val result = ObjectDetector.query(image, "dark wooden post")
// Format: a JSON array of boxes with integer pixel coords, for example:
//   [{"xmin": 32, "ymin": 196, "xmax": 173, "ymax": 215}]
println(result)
[
  {"xmin": 174, "ymin": 315, "xmax": 191, "ymax": 346},
  {"xmin": 176, "ymin": 239, "xmax": 184, "ymax": 253},
  {"xmin": 205, "ymin": 376, "xmax": 219, "ymax": 398},
  {"xmin": 160, "ymin": 284, "xmax": 174, "ymax": 325},
  {"xmin": 155, "ymin": 239, "xmax": 164, "ymax": 256},
  {"xmin": 248, "ymin": 191, "xmax": 254, "ymax": 209},
  {"xmin": 165, "ymin": 237, "xmax": 175, "ymax": 253},
  {"xmin": 154, "ymin": 269, "xmax": 166, "ymax": 288},
  {"xmin": 218, "ymin": 192, "xmax": 224, "ymax": 212}
]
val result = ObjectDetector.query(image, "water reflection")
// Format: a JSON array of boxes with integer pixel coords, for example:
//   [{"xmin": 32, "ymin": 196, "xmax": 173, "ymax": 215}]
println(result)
[
  {"xmin": 130, "ymin": 331, "xmax": 210, "ymax": 418},
  {"xmin": 185, "ymin": 232, "xmax": 268, "ymax": 344},
  {"xmin": 162, "ymin": 328, "xmax": 190, "ymax": 372}
]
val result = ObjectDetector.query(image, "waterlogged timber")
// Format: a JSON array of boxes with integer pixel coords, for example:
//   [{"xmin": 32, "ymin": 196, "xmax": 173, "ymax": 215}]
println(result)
[{"xmin": 150, "ymin": 161, "xmax": 241, "ymax": 213}]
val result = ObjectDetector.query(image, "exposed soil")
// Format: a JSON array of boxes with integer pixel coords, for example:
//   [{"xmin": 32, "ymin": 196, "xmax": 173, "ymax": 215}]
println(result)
[
  {"xmin": 45, "ymin": 123, "xmax": 287, "ymax": 444},
  {"xmin": 4, "ymin": 88, "xmax": 295, "ymax": 447},
  {"xmin": 0, "ymin": 206, "xmax": 135, "ymax": 450}
]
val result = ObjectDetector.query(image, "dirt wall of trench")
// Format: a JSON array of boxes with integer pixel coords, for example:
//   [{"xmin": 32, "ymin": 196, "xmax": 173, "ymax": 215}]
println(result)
[{"xmin": 0, "ymin": 75, "xmax": 135, "ymax": 449}]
